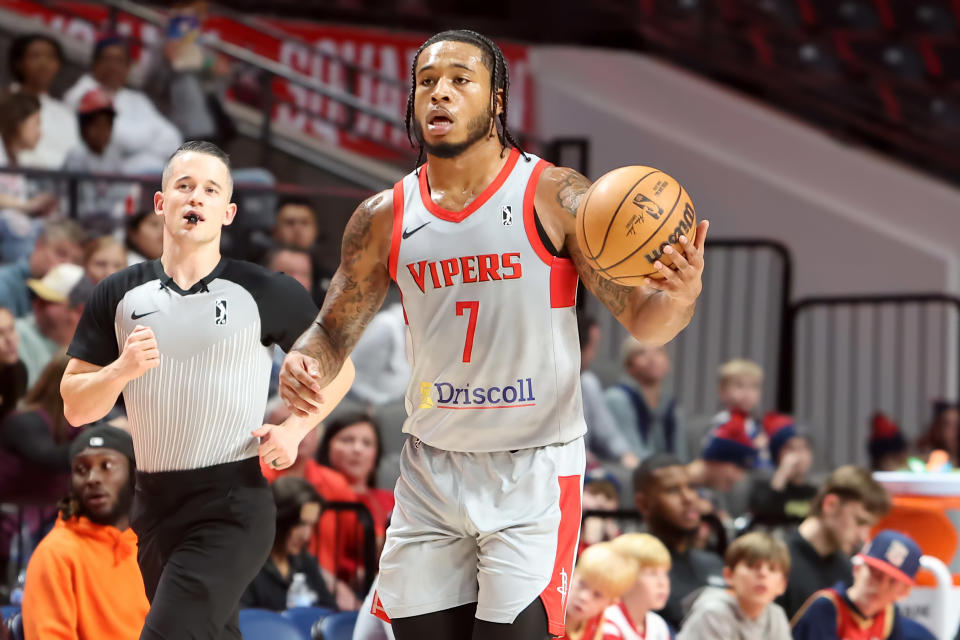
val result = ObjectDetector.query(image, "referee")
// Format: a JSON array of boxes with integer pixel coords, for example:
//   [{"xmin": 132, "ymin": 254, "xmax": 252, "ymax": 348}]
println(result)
[{"xmin": 60, "ymin": 140, "xmax": 354, "ymax": 639}]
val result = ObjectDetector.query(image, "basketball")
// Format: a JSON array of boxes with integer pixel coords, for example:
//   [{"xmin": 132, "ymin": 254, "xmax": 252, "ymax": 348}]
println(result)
[{"xmin": 576, "ymin": 166, "xmax": 697, "ymax": 286}]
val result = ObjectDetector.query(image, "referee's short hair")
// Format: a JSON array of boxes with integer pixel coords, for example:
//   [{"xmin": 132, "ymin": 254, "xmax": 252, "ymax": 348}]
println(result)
[{"xmin": 161, "ymin": 140, "xmax": 233, "ymax": 195}]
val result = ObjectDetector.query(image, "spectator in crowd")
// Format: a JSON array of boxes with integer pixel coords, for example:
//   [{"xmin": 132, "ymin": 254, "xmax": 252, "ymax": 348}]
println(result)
[
  {"xmin": 580, "ymin": 468, "xmax": 623, "ymax": 550},
  {"xmin": 634, "ymin": 453, "xmax": 724, "ymax": 628},
  {"xmin": 679, "ymin": 532, "xmax": 791, "ymax": 640},
  {"xmin": 273, "ymin": 196, "xmax": 319, "ymax": 250},
  {"xmin": 604, "ymin": 533, "xmax": 673, "ymax": 640},
  {"xmin": 263, "ymin": 244, "xmax": 313, "ymax": 293},
  {"xmin": 271, "ymin": 196, "xmax": 332, "ymax": 302},
  {"xmin": 347, "ymin": 300, "xmax": 409, "ymax": 407},
  {"xmin": 317, "ymin": 412, "xmax": 395, "ymax": 545},
  {"xmin": 0, "ymin": 353, "xmax": 77, "ymax": 580},
  {"xmin": 16, "ymin": 263, "xmax": 89, "ymax": 385},
  {"xmin": 62, "ymin": 88, "xmax": 122, "ymax": 174},
  {"xmin": 0, "ymin": 92, "xmax": 59, "ymax": 262},
  {"xmin": 64, "ymin": 36, "xmax": 182, "ymax": 174},
  {"xmin": 749, "ymin": 413, "xmax": 817, "ymax": 529},
  {"xmin": 124, "ymin": 210, "xmax": 164, "ymax": 266},
  {"xmin": 0, "ymin": 353, "xmax": 75, "ymax": 503},
  {"xmin": 0, "ymin": 218, "xmax": 85, "ymax": 317},
  {"xmin": 606, "ymin": 338, "xmax": 687, "ymax": 462},
  {"xmin": 83, "ymin": 236, "xmax": 126, "ymax": 285},
  {"xmin": 915, "ymin": 400, "xmax": 959, "ymax": 467},
  {"xmin": 21, "ymin": 425, "xmax": 147, "ymax": 640},
  {"xmin": 145, "ymin": 3, "xmax": 235, "ymax": 146},
  {"xmin": 258, "ymin": 398, "xmax": 363, "ymax": 611},
  {"xmin": 241, "ymin": 476, "xmax": 337, "ymax": 612},
  {"xmin": 7, "ymin": 33, "xmax": 80, "ymax": 169},
  {"xmin": 712, "ymin": 359, "xmax": 768, "ymax": 468},
  {"xmin": 558, "ymin": 542, "xmax": 640, "ymax": 640},
  {"xmin": 777, "ymin": 465, "xmax": 891, "ymax": 619},
  {"xmin": 688, "ymin": 412, "xmax": 758, "ymax": 494},
  {"xmin": 869, "ymin": 413, "xmax": 909, "ymax": 472},
  {"xmin": 792, "ymin": 530, "xmax": 933, "ymax": 640},
  {"xmin": 579, "ymin": 311, "xmax": 636, "ymax": 468},
  {"xmin": 0, "ymin": 307, "xmax": 28, "ymax": 421},
  {"xmin": 7, "ymin": 33, "xmax": 79, "ymax": 169}
]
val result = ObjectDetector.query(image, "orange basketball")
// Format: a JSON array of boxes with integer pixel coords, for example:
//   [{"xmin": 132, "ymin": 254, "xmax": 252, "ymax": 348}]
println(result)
[{"xmin": 576, "ymin": 166, "xmax": 697, "ymax": 286}]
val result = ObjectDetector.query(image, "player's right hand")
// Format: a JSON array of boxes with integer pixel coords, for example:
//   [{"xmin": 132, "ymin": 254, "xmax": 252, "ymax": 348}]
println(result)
[
  {"xmin": 115, "ymin": 325, "xmax": 160, "ymax": 381},
  {"xmin": 279, "ymin": 351, "xmax": 325, "ymax": 417}
]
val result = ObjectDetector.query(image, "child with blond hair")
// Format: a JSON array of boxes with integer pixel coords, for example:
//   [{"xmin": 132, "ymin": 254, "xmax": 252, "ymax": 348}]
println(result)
[
  {"xmin": 602, "ymin": 533, "xmax": 674, "ymax": 639},
  {"xmin": 560, "ymin": 542, "xmax": 640, "ymax": 640}
]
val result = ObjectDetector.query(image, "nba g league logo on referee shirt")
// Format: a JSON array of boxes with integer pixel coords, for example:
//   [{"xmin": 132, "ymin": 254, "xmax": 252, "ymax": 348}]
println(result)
[
  {"xmin": 215, "ymin": 298, "xmax": 227, "ymax": 325},
  {"xmin": 418, "ymin": 378, "xmax": 536, "ymax": 409}
]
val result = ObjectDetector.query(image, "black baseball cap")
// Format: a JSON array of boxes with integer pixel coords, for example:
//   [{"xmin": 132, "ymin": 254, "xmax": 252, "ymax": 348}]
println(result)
[{"xmin": 69, "ymin": 425, "xmax": 135, "ymax": 468}]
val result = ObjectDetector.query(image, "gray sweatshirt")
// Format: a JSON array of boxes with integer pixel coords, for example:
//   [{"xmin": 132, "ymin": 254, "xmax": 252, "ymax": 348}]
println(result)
[{"xmin": 676, "ymin": 587, "xmax": 791, "ymax": 640}]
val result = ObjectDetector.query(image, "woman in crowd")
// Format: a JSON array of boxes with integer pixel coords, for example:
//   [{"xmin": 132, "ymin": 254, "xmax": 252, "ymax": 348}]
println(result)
[
  {"xmin": 916, "ymin": 400, "xmax": 960, "ymax": 467},
  {"xmin": 0, "ymin": 353, "xmax": 76, "ymax": 503},
  {"xmin": 0, "ymin": 92, "xmax": 58, "ymax": 263},
  {"xmin": 83, "ymin": 235, "xmax": 126, "ymax": 285},
  {"xmin": 317, "ymin": 412, "xmax": 395, "ymax": 546},
  {"xmin": 6, "ymin": 33, "xmax": 79, "ymax": 168},
  {"xmin": 124, "ymin": 209, "xmax": 163, "ymax": 265},
  {"xmin": 0, "ymin": 353, "xmax": 76, "ymax": 587},
  {"xmin": 241, "ymin": 476, "xmax": 337, "ymax": 612}
]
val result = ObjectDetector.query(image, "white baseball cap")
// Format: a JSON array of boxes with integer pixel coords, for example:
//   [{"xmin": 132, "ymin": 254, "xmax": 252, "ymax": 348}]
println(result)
[{"xmin": 26, "ymin": 263, "xmax": 85, "ymax": 303}]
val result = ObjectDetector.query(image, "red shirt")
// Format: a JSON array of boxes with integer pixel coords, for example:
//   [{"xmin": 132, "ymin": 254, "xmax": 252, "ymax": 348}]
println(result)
[{"xmin": 261, "ymin": 460, "xmax": 395, "ymax": 583}]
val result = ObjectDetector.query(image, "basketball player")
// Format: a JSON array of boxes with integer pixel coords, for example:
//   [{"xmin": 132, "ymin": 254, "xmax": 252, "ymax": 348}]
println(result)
[
  {"xmin": 60, "ymin": 140, "xmax": 354, "ymax": 639},
  {"xmin": 280, "ymin": 30, "xmax": 708, "ymax": 640}
]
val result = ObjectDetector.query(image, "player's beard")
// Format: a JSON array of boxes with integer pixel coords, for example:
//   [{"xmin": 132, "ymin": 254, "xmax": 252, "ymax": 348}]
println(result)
[{"xmin": 414, "ymin": 110, "xmax": 495, "ymax": 159}]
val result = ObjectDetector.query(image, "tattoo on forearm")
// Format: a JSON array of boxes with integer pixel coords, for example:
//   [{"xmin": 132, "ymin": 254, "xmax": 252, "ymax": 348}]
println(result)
[
  {"xmin": 554, "ymin": 168, "xmax": 592, "ymax": 218},
  {"xmin": 292, "ymin": 194, "xmax": 389, "ymax": 383},
  {"xmin": 571, "ymin": 246, "xmax": 631, "ymax": 316}
]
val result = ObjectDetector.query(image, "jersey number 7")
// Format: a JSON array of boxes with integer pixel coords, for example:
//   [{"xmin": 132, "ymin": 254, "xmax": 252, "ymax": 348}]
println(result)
[{"xmin": 455, "ymin": 301, "xmax": 479, "ymax": 363}]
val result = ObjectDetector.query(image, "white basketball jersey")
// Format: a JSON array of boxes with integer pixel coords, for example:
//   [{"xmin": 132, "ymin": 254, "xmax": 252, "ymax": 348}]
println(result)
[{"xmin": 388, "ymin": 148, "xmax": 587, "ymax": 452}]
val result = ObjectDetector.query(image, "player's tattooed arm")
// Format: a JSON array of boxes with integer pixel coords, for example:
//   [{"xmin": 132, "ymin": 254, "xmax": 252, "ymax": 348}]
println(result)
[
  {"xmin": 288, "ymin": 192, "xmax": 392, "ymax": 388},
  {"xmin": 537, "ymin": 165, "xmax": 701, "ymax": 346}
]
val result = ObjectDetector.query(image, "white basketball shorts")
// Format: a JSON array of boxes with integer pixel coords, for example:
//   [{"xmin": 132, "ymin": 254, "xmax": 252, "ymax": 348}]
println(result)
[{"xmin": 371, "ymin": 436, "xmax": 585, "ymax": 636}]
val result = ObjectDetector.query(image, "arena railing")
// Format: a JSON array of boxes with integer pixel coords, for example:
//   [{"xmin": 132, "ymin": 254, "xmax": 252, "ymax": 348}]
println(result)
[{"xmin": 782, "ymin": 293, "xmax": 960, "ymax": 470}]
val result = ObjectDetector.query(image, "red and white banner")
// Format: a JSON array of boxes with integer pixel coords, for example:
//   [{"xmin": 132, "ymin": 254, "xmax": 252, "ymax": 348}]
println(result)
[{"xmin": 0, "ymin": 0, "xmax": 534, "ymax": 159}]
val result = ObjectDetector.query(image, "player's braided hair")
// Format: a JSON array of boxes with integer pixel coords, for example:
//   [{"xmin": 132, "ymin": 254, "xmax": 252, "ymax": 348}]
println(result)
[{"xmin": 404, "ymin": 30, "xmax": 526, "ymax": 165}]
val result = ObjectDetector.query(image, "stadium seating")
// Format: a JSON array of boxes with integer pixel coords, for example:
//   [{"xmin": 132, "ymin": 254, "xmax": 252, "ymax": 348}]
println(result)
[
  {"xmin": 316, "ymin": 611, "xmax": 359, "ymax": 640},
  {"xmin": 238, "ymin": 609, "xmax": 307, "ymax": 640},
  {"xmin": 281, "ymin": 606, "xmax": 335, "ymax": 639}
]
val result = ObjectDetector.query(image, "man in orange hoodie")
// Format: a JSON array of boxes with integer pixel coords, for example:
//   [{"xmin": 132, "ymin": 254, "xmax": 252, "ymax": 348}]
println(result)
[{"xmin": 22, "ymin": 425, "xmax": 148, "ymax": 639}]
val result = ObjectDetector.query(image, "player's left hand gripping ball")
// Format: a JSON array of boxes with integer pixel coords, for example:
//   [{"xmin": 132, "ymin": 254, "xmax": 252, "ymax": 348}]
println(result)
[
  {"xmin": 644, "ymin": 220, "xmax": 709, "ymax": 306},
  {"xmin": 251, "ymin": 423, "xmax": 298, "ymax": 471}
]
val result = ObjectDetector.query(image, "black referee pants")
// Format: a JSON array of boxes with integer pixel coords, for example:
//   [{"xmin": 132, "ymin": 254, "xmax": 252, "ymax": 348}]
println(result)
[{"xmin": 131, "ymin": 457, "xmax": 275, "ymax": 640}]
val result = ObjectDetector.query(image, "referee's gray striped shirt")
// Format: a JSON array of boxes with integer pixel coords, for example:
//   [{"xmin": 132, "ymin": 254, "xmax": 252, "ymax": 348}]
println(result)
[{"xmin": 67, "ymin": 258, "xmax": 318, "ymax": 472}]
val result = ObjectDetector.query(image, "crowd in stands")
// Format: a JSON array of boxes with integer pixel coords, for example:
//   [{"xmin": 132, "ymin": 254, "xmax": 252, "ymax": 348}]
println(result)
[{"xmin": 0, "ymin": 22, "xmax": 953, "ymax": 640}]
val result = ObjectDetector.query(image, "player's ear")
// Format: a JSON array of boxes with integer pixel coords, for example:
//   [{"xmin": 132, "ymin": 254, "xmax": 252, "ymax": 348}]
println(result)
[
  {"xmin": 722, "ymin": 566, "xmax": 733, "ymax": 583},
  {"xmin": 494, "ymin": 87, "xmax": 504, "ymax": 116},
  {"xmin": 154, "ymin": 191, "xmax": 164, "ymax": 216},
  {"xmin": 222, "ymin": 202, "xmax": 238, "ymax": 227}
]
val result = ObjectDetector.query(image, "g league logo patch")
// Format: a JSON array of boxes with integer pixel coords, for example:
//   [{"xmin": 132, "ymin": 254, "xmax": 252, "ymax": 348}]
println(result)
[
  {"xmin": 215, "ymin": 298, "xmax": 228, "ymax": 325},
  {"xmin": 501, "ymin": 205, "xmax": 513, "ymax": 226}
]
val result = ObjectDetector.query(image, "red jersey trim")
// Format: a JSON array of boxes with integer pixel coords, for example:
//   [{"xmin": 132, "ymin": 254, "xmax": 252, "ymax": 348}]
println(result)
[
  {"xmin": 371, "ymin": 590, "xmax": 392, "ymax": 624},
  {"xmin": 540, "ymin": 474, "xmax": 583, "ymax": 637},
  {"xmin": 388, "ymin": 182, "xmax": 404, "ymax": 282},
  {"xmin": 521, "ymin": 160, "xmax": 580, "ymax": 307},
  {"xmin": 418, "ymin": 148, "xmax": 520, "ymax": 222}
]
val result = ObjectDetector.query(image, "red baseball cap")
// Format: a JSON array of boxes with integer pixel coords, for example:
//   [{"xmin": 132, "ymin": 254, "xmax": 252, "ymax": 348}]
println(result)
[{"xmin": 77, "ymin": 88, "xmax": 116, "ymax": 116}]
